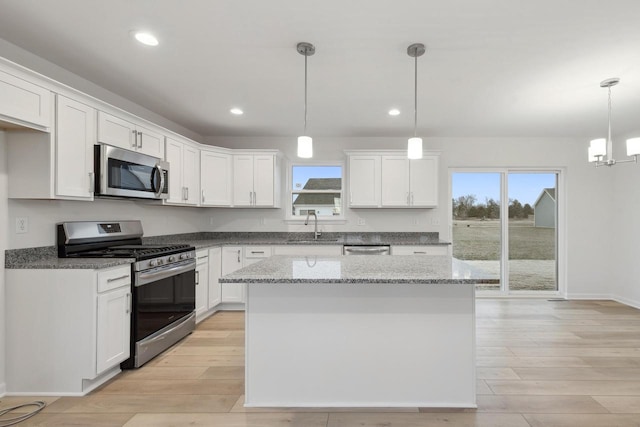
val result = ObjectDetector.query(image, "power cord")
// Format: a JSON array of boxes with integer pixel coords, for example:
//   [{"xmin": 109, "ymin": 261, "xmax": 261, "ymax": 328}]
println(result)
[{"xmin": 0, "ymin": 401, "xmax": 46, "ymax": 426}]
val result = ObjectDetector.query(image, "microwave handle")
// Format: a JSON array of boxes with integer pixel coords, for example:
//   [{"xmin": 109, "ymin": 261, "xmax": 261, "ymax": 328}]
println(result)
[{"xmin": 152, "ymin": 164, "xmax": 165, "ymax": 198}]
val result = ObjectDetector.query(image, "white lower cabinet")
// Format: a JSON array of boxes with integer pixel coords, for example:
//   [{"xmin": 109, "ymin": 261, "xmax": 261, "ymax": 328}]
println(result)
[
  {"xmin": 272, "ymin": 245, "xmax": 342, "ymax": 256},
  {"xmin": 6, "ymin": 265, "xmax": 131, "ymax": 395},
  {"xmin": 221, "ymin": 246, "xmax": 245, "ymax": 303},
  {"xmin": 208, "ymin": 247, "xmax": 222, "ymax": 308},
  {"xmin": 391, "ymin": 245, "xmax": 449, "ymax": 256},
  {"xmin": 195, "ymin": 250, "xmax": 210, "ymax": 321}
]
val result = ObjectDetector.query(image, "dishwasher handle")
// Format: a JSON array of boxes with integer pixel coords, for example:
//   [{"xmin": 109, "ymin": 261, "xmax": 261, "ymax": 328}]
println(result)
[{"xmin": 343, "ymin": 246, "xmax": 390, "ymax": 255}]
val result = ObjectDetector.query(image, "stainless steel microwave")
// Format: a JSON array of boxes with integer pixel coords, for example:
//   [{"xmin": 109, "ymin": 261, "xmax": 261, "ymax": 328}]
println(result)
[{"xmin": 94, "ymin": 144, "xmax": 169, "ymax": 200}]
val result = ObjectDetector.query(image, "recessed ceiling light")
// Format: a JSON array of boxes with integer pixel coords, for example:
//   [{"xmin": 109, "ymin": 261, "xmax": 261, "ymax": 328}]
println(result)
[
  {"xmin": 388, "ymin": 109, "xmax": 400, "ymax": 116},
  {"xmin": 230, "ymin": 108, "xmax": 244, "ymax": 115},
  {"xmin": 134, "ymin": 31, "xmax": 159, "ymax": 46}
]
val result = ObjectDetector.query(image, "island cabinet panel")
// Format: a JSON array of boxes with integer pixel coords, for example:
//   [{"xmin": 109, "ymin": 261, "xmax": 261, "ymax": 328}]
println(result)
[
  {"xmin": 0, "ymin": 68, "xmax": 52, "ymax": 130},
  {"xmin": 245, "ymin": 282, "xmax": 476, "ymax": 408}
]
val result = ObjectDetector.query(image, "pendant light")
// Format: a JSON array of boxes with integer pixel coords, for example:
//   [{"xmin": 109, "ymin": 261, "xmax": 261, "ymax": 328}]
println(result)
[
  {"xmin": 407, "ymin": 43, "xmax": 425, "ymax": 160},
  {"xmin": 588, "ymin": 78, "xmax": 640, "ymax": 167},
  {"xmin": 297, "ymin": 42, "xmax": 315, "ymax": 158}
]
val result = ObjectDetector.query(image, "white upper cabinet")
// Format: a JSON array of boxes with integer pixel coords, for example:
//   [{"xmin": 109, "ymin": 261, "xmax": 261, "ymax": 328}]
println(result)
[
  {"xmin": 347, "ymin": 151, "xmax": 439, "ymax": 209},
  {"xmin": 165, "ymin": 137, "xmax": 200, "ymax": 206},
  {"xmin": 0, "ymin": 68, "xmax": 52, "ymax": 130},
  {"xmin": 201, "ymin": 149, "xmax": 232, "ymax": 206},
  {"xmin": 97, "ymin": 111, "xmax": 164, "ymax": 158},
  {"xmin": 348, "ymin": 155, "xmax": 381, "ymax": 207},
  {"xmin": 232, "ymin": 152, "xmax": 280, "ymax": 208},
  {"xmin": 55, "ymin": 95, "xmax": 96, "ymax": 200},
  {"xmin": 381, "ymin": 156, "xmax": 438, "ymax": 207}
]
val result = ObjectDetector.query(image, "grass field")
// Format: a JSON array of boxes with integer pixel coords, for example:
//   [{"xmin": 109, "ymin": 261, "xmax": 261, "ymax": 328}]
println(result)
[{"xmin": 452, "ymin": 218, "xmax": 557, "ymax": 291}]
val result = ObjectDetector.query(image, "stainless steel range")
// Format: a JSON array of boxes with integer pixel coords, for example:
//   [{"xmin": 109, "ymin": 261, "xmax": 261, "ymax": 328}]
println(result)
[{"xmin": 57, "ymin": 220, "xmax": 196, "ymax": 368}]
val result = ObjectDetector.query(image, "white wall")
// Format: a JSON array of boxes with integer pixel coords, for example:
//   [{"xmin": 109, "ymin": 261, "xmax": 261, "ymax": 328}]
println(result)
[
  {"xmin": 0, "ymin": 131, "xmax": 8, "ymax": 394},
  {"xmin": 207, "ymin": 135, "xmax": 614, "ymax": 299},
  {"xmin": 8, "ymin": 199, "xmax": 206, "ymax": 249}
]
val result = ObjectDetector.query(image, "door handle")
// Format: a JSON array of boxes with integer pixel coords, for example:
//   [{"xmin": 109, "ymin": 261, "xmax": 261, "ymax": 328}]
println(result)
[
  {"xmin": 107, "ymin": 274, "xmax": 129, "ymax": 283},
  {"xmin": 131, "ymin": 129, "xmax": 137, "ymax": 148},
  {"xmin": 195, "ymin": 270, "xmax": 200, "ymax": 285},
  {"xmin": 237, "ymin": 249, "xmax": 241, "ymax": 263},
  {"xmin": 125, "ymin": 292, "xmax": 131, "ymax": 314},
  {"xmin": 137, "ymin": 131, "xmax": 143, "ymax": 148},
  {"xmin": 202, "ymin": 189, "xmax": 205, "ymax": 203}
]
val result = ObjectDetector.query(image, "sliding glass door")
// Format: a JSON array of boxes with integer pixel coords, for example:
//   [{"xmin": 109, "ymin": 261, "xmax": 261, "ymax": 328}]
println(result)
[{"xmin": 452, "ymin": 170, "xmax": 560, "ymax": 294}]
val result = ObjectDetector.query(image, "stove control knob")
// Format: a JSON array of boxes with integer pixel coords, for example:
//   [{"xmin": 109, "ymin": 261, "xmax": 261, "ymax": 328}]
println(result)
[
  {"xmin": 168, "ymin": 256, "xmax": 176, "ymax": 262},
  {"xmin": 149, "ymin": 259, "xmax": 157, "ymax": 267},
  {"xmin": 179, "ymin": 253, "xmax": 186, "ymax": 260}
]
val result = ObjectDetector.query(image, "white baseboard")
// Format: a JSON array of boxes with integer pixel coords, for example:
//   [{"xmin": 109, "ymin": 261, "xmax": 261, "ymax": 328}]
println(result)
[
  {"xmin": 611, "ymin": 294, "xmax": 640, "ymax": 310},
  {"xmin": 0, "ymin": 382, "xmax": 6, "ymax": 397},
  {"xmin": 565, "ymin": 293, "xmax": 612, "ymax": 300}
]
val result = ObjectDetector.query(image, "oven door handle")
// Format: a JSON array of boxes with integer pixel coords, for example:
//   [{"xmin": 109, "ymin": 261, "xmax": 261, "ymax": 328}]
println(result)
[
  {"xmin": 152, "ymin": 164, "xmax": 165, "ymax": 198},
  {"xmin": 136, "ymin": 259, "xmax": 196, "ymax": 287}
]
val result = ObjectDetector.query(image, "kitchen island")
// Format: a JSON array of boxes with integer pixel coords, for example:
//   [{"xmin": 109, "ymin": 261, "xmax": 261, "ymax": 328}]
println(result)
[{"xmin": 220, "ymin": 255, "xmax": 497, "ymax": 408}]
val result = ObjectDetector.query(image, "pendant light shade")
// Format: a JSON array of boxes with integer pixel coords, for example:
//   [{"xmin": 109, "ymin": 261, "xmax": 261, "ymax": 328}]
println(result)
[
  {"xmin": 297, "ymin": 42, "xmax": 315, "ymax": 158},
  {"xmin": 297, "ymin": 135, "xmax": 313, "ymax": 158},
  {"xmin": 407, "ymin": 43, "xmax": 425, "ymax": 160}
]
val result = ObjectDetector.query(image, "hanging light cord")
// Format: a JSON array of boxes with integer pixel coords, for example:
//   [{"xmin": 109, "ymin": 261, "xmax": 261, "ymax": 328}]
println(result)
[
  {"xmin": 303, "ymin": 47, "xmax": 308, "ymax": 135},
  {"xmin": 0, "ymin": 401, "xmax": 46, "ymax": 426},
  {"xmin": 607, "ymin": 84, "xmax": 612, "ymax": 151},
  {"xmin": 413, "ymin": 53, "xmax": 418, "ymax": 137}
]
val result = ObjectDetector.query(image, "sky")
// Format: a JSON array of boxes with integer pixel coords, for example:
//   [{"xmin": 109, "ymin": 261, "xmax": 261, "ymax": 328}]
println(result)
[
  {"xmin": 452, "ymin": 172, "xmax": 556, "ymax": 206},
  {"xmin": 292, "ymin": 166, "xmax": 342, "ymax": 189}
]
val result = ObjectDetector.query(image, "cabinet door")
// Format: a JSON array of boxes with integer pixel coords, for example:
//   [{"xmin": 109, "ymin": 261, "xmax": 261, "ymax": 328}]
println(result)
[
  {"xmin": 208, "ymin": 247, "xmax": 222, "ymax": 308},
  {"xmin": 98, "ymin": 111, "xmax": 136, "ymax": 151},
  {"xmin": 201, "ymin": 150, "xmax": 232, "ymax": 206},
  {"xmin": 96, "ymin": 286, "xmax": 131, "ymax": 374},
  {"xmin": 195, "ymin": 253, "xmax": 209, "ymax": 321},
  {"xmin": 165, "ymin": 138, "xmax": 184, "ymax": 204},
  {"xmin": 182, "ymin": 144, "xmax": 200, "ymax": 205},
  {"xmin": 221, "ymin": 246, "xmax": 244, "ymax": 302},
  {"xmin": 409, "ymin": 156, "xmax": 438, "ymax": 207},
  {"xmin": 233, "ymin": 155, "xmax": 255, "ymax": 206},
  {"xmin": 349, "ymin": 155, "xmax": 380, "ymax": 207},
  {"xmin": 381, "ymin": 156, "xmax": 410, "ymax": 207},
  {"xmin": 136, "ymin": 125, "xmax": 165, "ymax": 158},
  {"xmin": 55, "ymin": 95, "xmax": 96, "ymax": 199},
  {"xmin": 253, "ymin": 155, "xmax": 275, "ymax": 207},
  {"xmin": 0, "ymin": 68, "xmax": 51, "ymax": 130},
  {"xmin": 391, "ymin": 245, "xmax": 448, "ymax": 256}
]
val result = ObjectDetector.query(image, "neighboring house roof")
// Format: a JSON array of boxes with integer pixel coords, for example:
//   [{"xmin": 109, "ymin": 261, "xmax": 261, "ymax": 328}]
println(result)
[
  {"xmin": 299, "ymin": 178, "xmax": 341, "ymax": 190},
  {"xmin": 293, "ymin": 193, "xmax": 340, "ymax": 205},
  {"xmin": 534, "ymin": 187, "xmax": 556, "ymax": 207},
  {"xmin": 293, "ymin": 178, "xmax": 342, "ymax": 206}
]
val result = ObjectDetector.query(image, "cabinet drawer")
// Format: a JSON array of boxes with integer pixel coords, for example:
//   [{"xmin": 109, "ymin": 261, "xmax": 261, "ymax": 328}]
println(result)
[
  {"xmin": 196, "ymin": 249, "xmax": 209, "ymax": 265},
  {"xmin": 97, "ymin": 265, "xmax": 132, "ymax": 293},
  {"xmin": 272, "ymin": 245, "xmax": 342, "ymax": 256},
  {"xmin": 244, "ymin": 246, "xmax": 272, "ymax": 258},
  {"xmin": 391, "ymin": 246, "xmax": 448, "ymax": 256}
]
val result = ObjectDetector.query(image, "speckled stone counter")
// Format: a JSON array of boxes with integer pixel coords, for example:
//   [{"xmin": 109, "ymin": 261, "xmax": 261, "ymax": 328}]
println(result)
[
  {"xmin": 220, "ymin": 255, "xmax": 497, "ymax": 284},
  {"xmin": 4, "ymin": 246, "xmax": 133, "ymax": 269}
]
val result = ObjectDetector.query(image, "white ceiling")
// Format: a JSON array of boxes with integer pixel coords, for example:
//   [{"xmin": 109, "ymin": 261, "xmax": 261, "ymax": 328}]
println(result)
[{"xmin": 1, "ymin": 0, "xmax": 640, "ymax": 140}]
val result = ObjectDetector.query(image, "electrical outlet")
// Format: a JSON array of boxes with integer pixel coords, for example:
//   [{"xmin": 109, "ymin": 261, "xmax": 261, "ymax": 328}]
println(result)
[
  {"xmin": 357, "ymin": 218, "xmax": 366, "ymax": 226},
  {"xmin": 209, "ymin": 217, "xmax": 215, "ymax": 226},
  {"xmin": 16, "ymin": 217, "xmax": 28, "ymax": 234}
]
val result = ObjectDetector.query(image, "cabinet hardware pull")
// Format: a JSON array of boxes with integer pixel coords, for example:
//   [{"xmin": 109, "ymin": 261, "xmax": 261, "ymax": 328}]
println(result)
[
  {"xmin": 131, "ymin": 130, "xmax": 137, "ymax": 148},
  {"xmin": 202, "ymin": 190, "xmax": 205, "ymax": 203},
  {"xmin": 195, "ymin": 271, "xmax": 200, "ymax": 285},
  {"xmin": 237, "ymin": 250, "xmax": 241, "ymax": 263},
  {"xmin": 186, "ymin": 187, "xmax": 189, "ymax": 201},
  {"xmin": 107, "ymin": 274, "xmax": 129, "ymax": 283},
  {"xmin": 414, "ymin": 251, "xmax": 427, "ymax": 254},
  {"xmin": 406, "ymin": 192, "xmax": 410, "ymax": 205},
  {"xmin": 127, "ymin": 293, "xmax": 131, "ymax": 314},
  {"xmin": 411, "ymin": 192, "xmax": 414, "ymax": 205},
  {"xmin": 137, "ymin": 131, "xmax": 143, "ymax": 148},
  {"xmin": 89, "ymin": 172, "xmax": 95, "ymax": 193},
  {"xmin": 198, "ymin": 255, "xmax": 208, "ymax": 259},
  {"xmin": 249, "ymin": 191, "xmax": 252, "ymax": 205},
  {"xmin": 251, "ymin": 251, "xmax": 265, "ymax": 254}
]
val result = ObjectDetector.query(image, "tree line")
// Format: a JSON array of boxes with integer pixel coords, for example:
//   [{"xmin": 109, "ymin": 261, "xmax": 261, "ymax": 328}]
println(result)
[{"xmin": 452, "ymin": 195, "xmax": 533, "ymax": 219}]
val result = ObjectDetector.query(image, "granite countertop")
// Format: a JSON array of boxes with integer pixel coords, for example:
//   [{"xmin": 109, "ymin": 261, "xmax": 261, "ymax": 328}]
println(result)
[
  {"xmin": 143, "ymin": 232, "xmax": 451, "ymax": 250},
  {"xmin": 219, "ymin": 255, "xmax": 499, "ymax": 284},
  {"xmin": 6, "ymin": 232, "xmax": 450, "ymax": 269}
]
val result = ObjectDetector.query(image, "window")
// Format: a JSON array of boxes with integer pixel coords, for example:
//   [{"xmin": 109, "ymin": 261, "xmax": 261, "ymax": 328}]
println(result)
[{"xmin": 290, "ymin": 165, "xmax": 343, "ymax": 218}]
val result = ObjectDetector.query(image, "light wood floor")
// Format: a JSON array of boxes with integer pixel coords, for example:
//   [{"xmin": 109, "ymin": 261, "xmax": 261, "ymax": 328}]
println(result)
[{"xmin": 6, "ymin": 299, "xmax": 640, "ymax": 426}]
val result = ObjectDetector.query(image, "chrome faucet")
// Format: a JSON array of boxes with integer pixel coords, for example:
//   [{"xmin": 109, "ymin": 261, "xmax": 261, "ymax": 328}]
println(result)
[{"xmin": 304, "ymin": 211, "xmax": 321, "ymax": 240}]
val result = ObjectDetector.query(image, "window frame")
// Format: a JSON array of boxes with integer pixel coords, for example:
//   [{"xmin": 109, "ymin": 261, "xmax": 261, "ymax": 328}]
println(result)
[{"xmin": 286, "ymin": 161, "xmax": 346, "ymax": 222}]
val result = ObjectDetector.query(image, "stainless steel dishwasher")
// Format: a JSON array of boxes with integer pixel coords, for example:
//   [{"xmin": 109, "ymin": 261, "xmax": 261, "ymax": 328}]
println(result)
[{"xmin": 343, "ymin": 245, "xmax": 391, "ymax": 255}]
